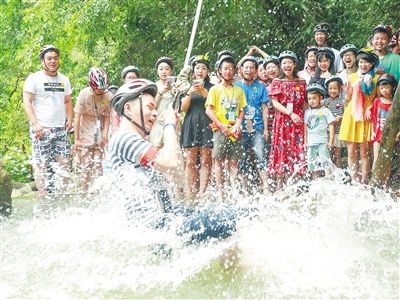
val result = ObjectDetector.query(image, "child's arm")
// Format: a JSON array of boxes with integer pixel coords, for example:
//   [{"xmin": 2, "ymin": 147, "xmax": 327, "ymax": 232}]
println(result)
[
  {"xmin": 304, "ymin": 123, "xmax": 308, "ymax": 149},
  {"xmin": 262, "ymin": 103, "xmax": 269, "ymax": 141},
  {"xmin": 344, "ymin": 82, "xmax": 353, "ymax": 106},
  {"xmin": 365, "ymin": 104, "xmax": 373, "ymax": 120},
  {"xmin": 272, "ymin": 99, "xmax": 302, "ymax": 124},
  {"xmin": 328, "ymin": 123, "xmax": 334, "ymax": 149}
]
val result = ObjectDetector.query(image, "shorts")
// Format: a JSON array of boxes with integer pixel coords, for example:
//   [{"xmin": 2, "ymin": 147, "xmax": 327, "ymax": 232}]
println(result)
[
  {"xmin": 307, "ymin": 143, "xmax": 331, "ymax": 172},
  {"xmin": 333, "ymin": 133, "xmax": 344, "ymax": 148},
  {"xmin": 239, "ymin": 129, "xmax": 268, "ymax": 173},
  {"xmin": 212, "ymin": 131, "xmax": 243, "ymax": 161},
  {"xmin": 30, "ymin": 127, "xmax": 70, "ymax": 164}
]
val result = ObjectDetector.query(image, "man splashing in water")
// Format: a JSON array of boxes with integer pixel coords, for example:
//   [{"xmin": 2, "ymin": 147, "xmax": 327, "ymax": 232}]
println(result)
[{"xmin": 104, "ymin": 79, "xmax": 236, "ymax": 243}]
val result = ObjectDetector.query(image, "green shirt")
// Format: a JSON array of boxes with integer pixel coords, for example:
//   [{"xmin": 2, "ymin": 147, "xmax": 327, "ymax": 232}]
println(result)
[{"xmin": 380, "ymin": 52, "xmax": 400, "ymax": 81}]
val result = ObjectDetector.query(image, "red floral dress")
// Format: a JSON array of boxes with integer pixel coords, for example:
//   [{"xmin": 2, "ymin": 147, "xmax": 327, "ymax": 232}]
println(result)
[{"xmin": 268, "ymin": 78, "xmax": 307, "ymax": 176}]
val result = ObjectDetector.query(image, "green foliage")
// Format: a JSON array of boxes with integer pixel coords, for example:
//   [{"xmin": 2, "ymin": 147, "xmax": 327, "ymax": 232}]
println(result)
[{"xmin": 0, "ymin": 0, "xmax": 398, "ymax": 181}]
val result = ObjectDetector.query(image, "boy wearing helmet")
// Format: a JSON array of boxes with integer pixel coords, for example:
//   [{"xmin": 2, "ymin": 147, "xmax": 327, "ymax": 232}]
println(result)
[
  {"xmin": 304, "ymin": 84, "xmax": 335, "ymax": 178},
  {"xmin": 23, "ymin": 44, "xmax": 73, "ymax": 198},
  {"xmin": 205, "ymin": 55, "xmax": 247, "ymax": 198},
  {"xmin": 73, "ymin": 67, "xmax": 111, "ymax": 192}
]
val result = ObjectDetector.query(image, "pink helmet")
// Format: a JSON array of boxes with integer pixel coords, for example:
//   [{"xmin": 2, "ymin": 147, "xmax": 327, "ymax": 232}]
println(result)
[{"xmin": 88, "ymin": 67, "xmax": 109, "ymax": 90}]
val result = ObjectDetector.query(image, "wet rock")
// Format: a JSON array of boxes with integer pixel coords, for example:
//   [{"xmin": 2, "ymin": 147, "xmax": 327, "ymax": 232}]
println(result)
[{"xmin": 0, "ymin": 161, "xmax": 12, "ymax": 217}]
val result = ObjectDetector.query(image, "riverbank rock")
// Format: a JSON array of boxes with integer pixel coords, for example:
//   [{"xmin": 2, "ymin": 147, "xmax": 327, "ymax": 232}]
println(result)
[{"xmin": 0, "ymin": 161, "xmax": 13, "ymax": 217}]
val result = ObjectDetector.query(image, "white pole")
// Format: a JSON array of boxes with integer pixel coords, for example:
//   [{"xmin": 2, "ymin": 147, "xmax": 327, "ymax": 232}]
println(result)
[{"xmin": 184, "ymin": 0, "xmax": 203, "ymax": 66}]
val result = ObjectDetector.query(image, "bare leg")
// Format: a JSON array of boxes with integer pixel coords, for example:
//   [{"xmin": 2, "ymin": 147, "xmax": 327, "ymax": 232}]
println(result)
[
  {"xmin": 228, "ymin": 159, "xmax": 239, "ymax": 189},
  {"xmin": 54, "ymin": 155, "xmax": 71, "ymax": 194},
  {"xmin": 199, "ymin": 147, "xmax": 212, "ymax": 194},
  {"xmin": 360, "ymin": 142, "xmax": 370, "ymax": 184},
  {"xmin": 333, "ymin": 147, "xmax": 342, "ymax": 168},
  {"xmin": 32, "ymin": 162, "xmax": 48, "ymax": 198},
  {"xmin": 258, "ymin": 169, "xmax": 269, "ymax": 194},
  {"xmin": 276, "ymin": 174, "xmax": 284, "ymax": 191},
  {"xmin": 184, "ymin": 147, "xmax": 200, "ymax": 198},
  {"xmin": 78, "ymin": 148, "xmax": 91, "ymax": 192},
  {"xmin": 347, "ymin": 142, "xmax": 358, "ymax": 182},
  {"xmin": 214, "ymin": 159, "xmax": 225, "ymax": 197}
]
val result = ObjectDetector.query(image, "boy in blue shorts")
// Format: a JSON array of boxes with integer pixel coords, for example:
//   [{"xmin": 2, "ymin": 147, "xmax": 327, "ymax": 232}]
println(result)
[{"xmin": 304, "ymin": 83, "xmax": 335, "ymax": 178}]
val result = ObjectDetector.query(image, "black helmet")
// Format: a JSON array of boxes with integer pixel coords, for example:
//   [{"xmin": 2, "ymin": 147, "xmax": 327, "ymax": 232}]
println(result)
[
  {"xmin": 325, "ymin": 75, "xmax": 343, "ymax": 88},
  {"xmin": 111, "ymin": 79, "xmax": 158, "ymax": 116},
  {"xmin": 372, "ymin": 24, "xmax": 393, "ymax": 38},
  {"xmin": 313, "ymin": 22, "xmax": 330, "ymax": 34},
  {"xmin": 377, "ymin": 74, "xmax": 398, "ymax": 89},
  {"xmin": 278, "ymin": 50, "xmax": 298, "ymax": 63},
  {"xmin": 240, "ymin": 56, "xmax": 258, "ymax": 67},
  {"xmin": 217, "ymin": 50, "xmax": 233, "ymax": 61},
  {"xmin": 121, "ymin": 65, "xmax": 140, "ymax": 79},
  {"xmin": 39, "ymin": 44, "xmax": 60, "ymax": 59},
  {"xmin": 339, "ymin": 44, "xmax": 358, "ymax": 58},
  {"xmin": 191, "ymin": 54, "xmax": 211, "ymax": 69},
  {"xmin": 155, "ymin": 57, "xmax": 174, "ymax": 69},
  {"xmin": 357, "ymin": 48, "xmax": 379, "ymax": 67},
  {"xmin": 316, "ymin": 47, "xmax": 335, "ymax": 61},
  {"xmin": 216, "ymin": 54, "xmax": 235, "ymax": 69},
  {"xmin": 306, "ymin": 83, "xmax": 326, "ymax": 96}
]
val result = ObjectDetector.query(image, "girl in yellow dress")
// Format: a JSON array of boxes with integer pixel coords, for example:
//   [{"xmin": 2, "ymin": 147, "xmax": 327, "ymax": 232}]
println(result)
[{"xmin": 339, "ymin": 48, "xmax": 379, "ymax": 183}]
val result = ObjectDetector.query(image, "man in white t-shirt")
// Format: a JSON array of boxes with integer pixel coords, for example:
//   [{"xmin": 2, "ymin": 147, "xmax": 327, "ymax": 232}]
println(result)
[
  {"xmin": 313, "ymin": 23, "xmax": 343, "ymax": 73},
  {"xmin": 23, "ymin": 45, "xmax": 73, "ymax": 198}
]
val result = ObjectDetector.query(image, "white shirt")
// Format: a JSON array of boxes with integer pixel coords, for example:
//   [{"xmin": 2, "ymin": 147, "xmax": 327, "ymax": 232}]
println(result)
[{"xmin": 23, "ymin": 70, "xmax": 72, "ymax": 127}]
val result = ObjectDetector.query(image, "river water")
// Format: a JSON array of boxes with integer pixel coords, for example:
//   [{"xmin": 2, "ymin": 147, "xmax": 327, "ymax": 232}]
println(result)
[{"xmin": 1, "ymin": 177, "xmax": 398, "ymax": 299}]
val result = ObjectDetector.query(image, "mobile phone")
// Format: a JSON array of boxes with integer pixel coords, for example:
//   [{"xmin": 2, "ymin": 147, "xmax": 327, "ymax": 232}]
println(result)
[
  {"xmin": 193, "ymin": 79, "xmax": 204, "ymax": 87},
  {"xmin": 166, "ymin": 76, "xmax": 177, "ymax": 86}
]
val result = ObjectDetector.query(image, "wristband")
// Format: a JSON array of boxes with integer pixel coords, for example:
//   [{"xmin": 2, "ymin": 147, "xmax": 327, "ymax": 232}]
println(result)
[
  {"xmin": 163, "ymin": 123, "xmax": 175, "ymax": 129},
  {"xmin": 157, "ymin": 92, "xmax": 162, "ymax": 96}
]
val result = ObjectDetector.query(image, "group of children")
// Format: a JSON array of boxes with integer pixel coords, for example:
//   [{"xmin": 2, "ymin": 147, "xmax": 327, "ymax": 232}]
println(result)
[{"xmin": 69, "ymin": 24, "xmax": 399, "ymax": 198}]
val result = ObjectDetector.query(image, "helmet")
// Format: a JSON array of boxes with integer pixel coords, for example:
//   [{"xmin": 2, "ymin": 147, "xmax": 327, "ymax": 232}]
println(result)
[
  {"xmin": 325, "ymin": 75, "xmax": 343, "ymax": 88},
  {"xmin": 339, "ymin": 44, "xmax": 358, "ymax": 58},
  {"xmin": 155, "ymin": 57, "xmax": 174, "ymax": 69},
  {"xmin": 111, "ymin": 79, "xmax": 158, "ymax": 116},
  {"xmin": 306, "ymin": 83, "xmax": 326, "ymax": 95},
  {"xmin": 217, "ymin": 50, "xmax": 233, "ymax": 61},
  {"xmin": 377, "ymin": 74, "xmax": 398, "ymax": 88},
  {"xmin": 372, "ymin": 24, "xmax": 393, "ymax": 38},
  {"xmin": 39, "ymin": 44, "xmax": 60, "ymax": 59},
  {"xmin": 88, "ymin": 67, "xmax": 110, "ymax": 90},
  {"xmin": 313, "ymin": 22, "xmax": 330, "ymax": 34},
  {"xmin": 304, "ymin": 46, "xmax": 318, "ymax": 57},
  {"xmin": 263, "ymin": 55, "xmax": 279, "ymax": 67},
  {"xmin": 108, "ymin": 85, "xmax": 119, "ymax": 94},
  {"xmin": 357, "ymin": 48, "xmax": 379, "ymax": 67},
  {"xmin": 278, "ymin": 50, "xmax": 298, "ymax": 63},
  {"xmin": 216, "ymin": 54, "xmax": 235, "ymax": 69},
  {"xmin": 316, "ymin": 47, "xmax": 335, "ymax": 61},
  {"xmin": 191, "ymin": 54, "xmax": 211, "ymax": 69},
  {"xmin": 121, "ymin": 65, "xmax": 140, "ymax": 79},
  {"xmin": 240, "ymin": 56, "xmax": 258, "ymax": 67}
]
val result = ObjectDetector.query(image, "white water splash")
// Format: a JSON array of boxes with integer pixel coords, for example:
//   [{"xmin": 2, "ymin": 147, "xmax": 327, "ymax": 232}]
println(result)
[{"xmin": 1, "ymin": 177, "xmax": 398, "ymax": 299}]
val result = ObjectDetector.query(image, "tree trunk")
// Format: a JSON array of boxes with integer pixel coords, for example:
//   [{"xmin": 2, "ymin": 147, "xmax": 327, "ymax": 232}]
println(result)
[
  {"xmin": 370, "ymin": 85, "xmax": 400, "ymax": 188},
  {"xmin": 0, "ymin": 161, "xmax": 13, "ymax": 217}
]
